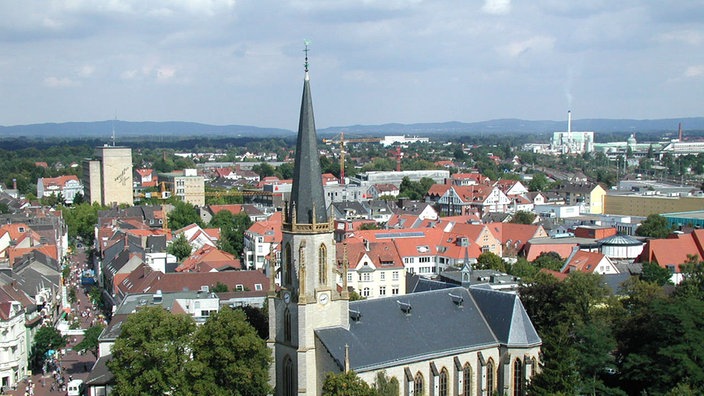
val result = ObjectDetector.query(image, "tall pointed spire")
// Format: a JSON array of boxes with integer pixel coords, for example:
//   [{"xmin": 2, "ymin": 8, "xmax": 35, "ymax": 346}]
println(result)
[{"xmin": 288, "ymin": 41, "xmax": 328, "ymax": 225}]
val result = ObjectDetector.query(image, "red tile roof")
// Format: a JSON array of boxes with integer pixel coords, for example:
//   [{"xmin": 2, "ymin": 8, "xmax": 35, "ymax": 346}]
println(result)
[
  {"xmin": 637, "ymin": 230, "xmax": 704, "ymax": 273},
  {"xmin": 176, "ymin": 245, "xmax": 241, "ymax": 272}
]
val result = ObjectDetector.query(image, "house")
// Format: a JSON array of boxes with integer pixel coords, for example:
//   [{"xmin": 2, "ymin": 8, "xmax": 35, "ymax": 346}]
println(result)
[
  {"xmin": 0, "ymin": 284, "xmax": 33, "ymax": 390},
  {"xmin": 172, "ymin": 224, "xmax": 218, "ymax": 253},
  {"xmin": 547, "ymin": 182, "xmax": 606, "ymax": 214},
  {"xmin": 134, "ymin": 168, "xmax": 158, "ymax": 188},
  {"xmin": 367, "ymin": 183, "xmax": 400, "ymax": 199},
  {"xmin": 175, "ymin": 245, "xmax": 242, "ymax": 272},
  {"xmin": 243, "ymin": 212, "xmax": 282, "ymax": 270},
  {"xmin": 37, "ymin": 175, "xmax": 84, "ymax": 204},
  {"xmin": 636, "ymin": 229, "xmax": 704, "ymax": 284},
  {"xmin": 338, "ymin": 236, "xmax": 406, "ymax": 299},
  {"xmin": 486, "ymin": 223, "xmax": 549, "ymax": 258},
  {"xmin": 448, "ymin": 172, "xmax": 492, "ymax": 186},
  {"xmin": 561, "ymin": 248, "xmax": 619, "ymax": 275},
  {"xmin": 494, "ymin": 179, "xmax": 529, "ymax": 196}
]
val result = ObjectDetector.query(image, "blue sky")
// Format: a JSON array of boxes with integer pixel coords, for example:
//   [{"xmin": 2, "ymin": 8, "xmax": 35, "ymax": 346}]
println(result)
[{"xmin": 0, "ymin": 0, "xmax": 702, "ymax": 129}]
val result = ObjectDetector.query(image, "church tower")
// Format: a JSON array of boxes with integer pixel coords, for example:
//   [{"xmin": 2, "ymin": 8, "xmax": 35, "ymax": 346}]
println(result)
[{"xmin": 268, "ymin": 44, "xmax": 349, "ymax": 396}]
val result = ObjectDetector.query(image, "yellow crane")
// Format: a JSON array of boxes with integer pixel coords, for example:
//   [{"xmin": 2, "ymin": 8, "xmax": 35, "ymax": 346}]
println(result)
[{"xmin": 322, "ymin": 132, "xmax": 381, "ymax": 184}]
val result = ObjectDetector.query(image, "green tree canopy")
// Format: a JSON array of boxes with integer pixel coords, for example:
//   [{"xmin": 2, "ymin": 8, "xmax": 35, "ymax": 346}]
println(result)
[
  {"xmin": 74, "ymin": 325, "xmax": 105, "ymax": 358},
  {"xmin": 167, "ymin": 200, "xmax": 203, "ymax": 230},
  {"xmin": 635, "ymin": 214, "xmax": 673, "ymax": 239},
  {"xmin": 640, "ymin": 261, "xmax": 674, "ymax": 286},
  {"xmin": 322, "ymin": 371, "xmax": 375, "ymax": 396},
  {"xmin": 168, "ymin": 233, "xmax": 193, "ymax": 261},
  {"xmin": 30, "ymin": 326, "xmax": 66, "ymax": 370},
  {"xmin": 532, "ymin": 251, "xmax": 564, "ymax": 271},
  {"xmin": 399, "ymin": 176, "xmax": 434, "ymax": 200},
  {"xmin": 108, "ymin": 307, "xmax": 196, "ymax": 396},
  {"xmin": 189, "ymin": 307, "xmax": 271, "ymax": 396},
  {"xmin": 210, "ymin": 210, "xmax": 252, "ymax": 258},
  {"xmin": 475, "ymin": 251, "xmax": 506, "ymax": 271},
  {"xmin": 511, "ymin": 210, "xmax": 537, "ymax": 224}
]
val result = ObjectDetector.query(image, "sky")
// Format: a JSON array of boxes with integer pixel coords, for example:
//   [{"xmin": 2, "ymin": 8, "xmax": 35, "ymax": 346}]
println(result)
[{"xmin": 0, "ymin": 0, "xmax": 703, "ymax": 130}]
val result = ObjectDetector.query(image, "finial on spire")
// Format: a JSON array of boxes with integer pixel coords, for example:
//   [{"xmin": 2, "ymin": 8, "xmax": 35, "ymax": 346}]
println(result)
[{"xmin": 303, "ymin": 39, "xmax": 311, "ymax": 75}]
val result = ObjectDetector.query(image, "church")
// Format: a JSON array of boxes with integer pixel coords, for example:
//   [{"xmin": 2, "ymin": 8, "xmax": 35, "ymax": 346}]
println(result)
[{"xmin": 267, "ymin": 50, "xmax": 541, "ymax": 396}]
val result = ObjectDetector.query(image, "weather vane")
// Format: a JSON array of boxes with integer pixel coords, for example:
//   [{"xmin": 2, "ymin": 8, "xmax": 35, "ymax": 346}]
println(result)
[{"xmin": 304, "ymin": 39, "xmax": 311, "ymax": 72}]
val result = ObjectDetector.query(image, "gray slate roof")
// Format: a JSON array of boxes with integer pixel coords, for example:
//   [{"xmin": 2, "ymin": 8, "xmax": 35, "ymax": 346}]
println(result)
[
  {"xmin": 469, "ymin": 286, "xmax": 541, "ymax": 347},
  {"xmin": 316, "ymin": 286, "xmax": 541, "ymax": 373}
]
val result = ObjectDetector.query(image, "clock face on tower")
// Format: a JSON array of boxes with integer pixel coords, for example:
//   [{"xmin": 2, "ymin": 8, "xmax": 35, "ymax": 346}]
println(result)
[
  {"xmin": 317, "ymin": 291, "xmax": 329, "ymax": 305},
  {"xmin": 283, "ymin": 291, "xmax": 291, "ymax": 304}
]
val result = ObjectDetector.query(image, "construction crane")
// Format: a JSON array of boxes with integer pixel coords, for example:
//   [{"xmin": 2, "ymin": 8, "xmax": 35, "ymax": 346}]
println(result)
[{"xmin": 322, "ymin": 132, "xmax": 381, "ymax": 184}]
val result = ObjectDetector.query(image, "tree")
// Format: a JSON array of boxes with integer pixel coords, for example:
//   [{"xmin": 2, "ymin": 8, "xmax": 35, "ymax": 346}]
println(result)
[
  {"xmin": 61, "ymin": 202, "xmax": 104, "ymax": 244},
  {"xmin": 372, "ymin": 371, "xmax": 400, "ymax": 396},
  {"xmin": 74, "ymin": 325, "xmax": 104, "ymax": 358},
  {"xmin": 528, "ymin": 172, "xmax": 551, "ymax": 191},
  {"xmin": 210, "ymin": 210, "xmax": 252, "ymax": 258},
  {"xmin": 189, "ymin": 307, "xmax": 272, "ymax": 396},
  {"xmin": 168, "ymin": 233, "xmax": 193, "ymax": 261},
  {"xmin": 511, "ymin": 210, "xmax": 536, "ymax": 224},
  {"xmin": 635, "ymin": 214, "xmax": 673, "ymax": 239},
  {"xmin": 30, "ymin": 326, "xmax": 66, "ymax": 370},
  {"xmin": 108, "ymin": 307, "xmax": 196, "ymax": 396},
  {"xmin": 508, "ymin": 257, "xmax": 539, "ymax": 281},
  {"xmin": 252, "ymin": 162, "xmax": 275, "ymax": 178},
  {"xmin": 532, "ymin": 251, "xmax": 564, "ymax": 271},
  {"xmin": 212, "ymin": 282, "xmax": 229, "ymax": 293},
  {"xmin": 640, "ymin": 261, "xmax": 673, "ymax": 286},
  {"xmin": 476, "ymin": 251, "xmax": 506, "ymax": 271},
  {"xmin": 167, "ymin": 200, "xmax": 203, "ymax": 230},
  {"xmin": 322, "ymin": 371, "xmax": 375, "ymax": 396},
  {"xmin": 399, "ymin": 177, "xmax": 434, "ymax": 200}
]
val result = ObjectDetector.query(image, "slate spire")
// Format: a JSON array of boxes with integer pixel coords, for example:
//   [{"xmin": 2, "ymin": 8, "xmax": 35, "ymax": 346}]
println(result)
[{"xmin": 288, "ymin": 43, "xmax": 328, "ymax": 225}]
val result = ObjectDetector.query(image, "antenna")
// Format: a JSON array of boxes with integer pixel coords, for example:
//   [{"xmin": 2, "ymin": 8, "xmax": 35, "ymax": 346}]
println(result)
[
  {"xmin": 303, "ymin": 39, "xmax": 311, "ymax": 73},
  {"xmin": 111, "ymin": 115, "xmax": 117, "ymax": 147}
]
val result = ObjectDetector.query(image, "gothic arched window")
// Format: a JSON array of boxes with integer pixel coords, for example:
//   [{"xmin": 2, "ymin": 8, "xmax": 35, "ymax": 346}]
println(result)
[
  {"xmin": 283, "ymin": 355, "xmax": 294, "ymax": 396},
  {"xmin": 284, "ymin": 243, "xmax": 292, "ymax": 286},
  {"xmin": 487, "ymin": 359, "xmax": 495, "ymax": 395},
  {"xmin": 319, "ymin": 243, "xmax": 327, "ymax": 285},
  {"xmin": 513, "ymin": 359, "xmax": 523, "ymax": 396},
  {"xmin": 463, "ymin": 363, "xmax": 472, "ymax": 396},
  {"xmin": 439, "ymin": 367, "xmax": 449, "ymax": 396},
  {"xmin": 414, "ymin": 372, "xmax": 424, "ymax": 396},
  {"xmin": 284, "ymin": 308, "xmax": 291, "ymax": 342}
]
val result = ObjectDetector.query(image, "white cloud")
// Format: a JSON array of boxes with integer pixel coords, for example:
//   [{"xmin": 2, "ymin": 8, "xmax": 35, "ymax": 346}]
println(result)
[
  {"xmin": 43, "ymin": 76, "xmax": 78, "ymax": 88},
  {"xmin": 156, "ymin": 66, "xmax": 176, "ymax": 82},
  {"xmin": 502, "ymin": 36, "xmax": 555, "ymax": 58},
  {"xmin": 657, "ymin": 30, "xmax": 704, "ymax": 46},
  {"xmin": 482, "ymin": 0, "xmax": 511, "ymax": 15},
  {"xmin": 685, "ymin": 65, "xmax": 704, "ymax": 78},
  {"xmin": 79, "ymin": 65, "xmax": 95, "ymax": 77}
]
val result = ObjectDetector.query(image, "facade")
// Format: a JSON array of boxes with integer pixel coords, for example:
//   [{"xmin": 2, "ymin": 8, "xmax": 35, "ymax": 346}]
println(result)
[
  {"xmin": 269, "ymin": 62, "xmax": 541, "ymax": 396},
  {"xmin": 606, "ymin": 193, "xmax": 704, "ymax": 217},
  {"xmin": 83, "ymin": 146, "xmax": 133, "ymax": 206},
  {"xmin": 0, "ymin": 300, "xmax": 27, "ymax": 391},
  {"xmin": 160, "ymin": 169, "xmax": 205, "ymax": 207},
  {"xmin": 37, "ymin": 175, "xmax": 84, "ymax": 204}
]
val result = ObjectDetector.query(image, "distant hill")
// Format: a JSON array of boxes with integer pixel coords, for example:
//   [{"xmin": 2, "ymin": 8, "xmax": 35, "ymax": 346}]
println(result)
[{"xmin": 1, "ymin": 117, "xmax": 703, "ymax": 140}]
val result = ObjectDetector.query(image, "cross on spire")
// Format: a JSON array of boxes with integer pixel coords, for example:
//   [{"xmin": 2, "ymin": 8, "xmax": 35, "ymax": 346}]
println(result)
[{"xmin": 303, "ymin": 39, "xmax": 311, "ymax": 72}]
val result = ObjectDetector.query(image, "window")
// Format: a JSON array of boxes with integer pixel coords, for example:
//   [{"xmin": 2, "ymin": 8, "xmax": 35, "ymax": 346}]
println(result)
[
  {"xmin": 379, "ymin": 286, "xmax": 386, "ymax": 296},
  {"xmin": 319, "ymin": 244, "xmax": 327, "ymax": 285},
  {"xmin": 393, "ymin": 271, "xmax": 399, "ymax": 281},
  {"xmin": 362, "ymin": 287, "xmax": 371, "ymax": 298},
  {"xmin": 283, "ymin": 356, "xmax": 294, "ymax": 396},
  {"xmin": 380, "ymin": 272, "xmax": 385, "ymax": 281},
  {"xmin": 513, "ymin": 359, "xmax": 523, "ymax": 396},
  {"xmin": 392, "ymin": 287, "xmax": 399, "ymax": 295},
  {"xmin": 284, "ymin": 308, "xmax": 291, "ymax": 342},
  {"xmin": 235, "ymin": 284, "xmax": 245, "ymax": 291},
  {"xmin": 486, "ymin": 359, "xmax": 495, "ymax": 395},
  {"xmin": 463, "ymin": 363, "xmax": 472, "ymax": 396},
  {"xmin": 347, "ymin": 272, "xmax": 353, "ymax": 282},
  {"xmin": 254, "ymin": 284, "xmax": 263, "ymax": 291},
  {"xmin": 414, "ymin": 372, "xmax": 424, "ymax": 396},
  {"xmin": 439, "ymin": 368, "xmax": 448, "ymax": 396},
  {"xmin": 285, "ymin": 243, "xmax": 292, "ymax": 285},
  {"xmin": 419, "ymin": 256, "xmax": 431, "ymax": 263},
  {"xmin": 362, "ymin": 273, "xmax": 371, "ymax": 282}
]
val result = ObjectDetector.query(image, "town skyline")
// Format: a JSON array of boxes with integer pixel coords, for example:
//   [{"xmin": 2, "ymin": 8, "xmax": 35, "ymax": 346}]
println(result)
[{"xmin": 1, "ymin": 1, "xmax": 703, "ymax": 130}]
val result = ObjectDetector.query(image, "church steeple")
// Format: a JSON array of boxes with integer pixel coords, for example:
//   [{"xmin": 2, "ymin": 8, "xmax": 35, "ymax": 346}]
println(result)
[{"xmin": 287, "ymin": 41, "xmax": 328, "ymax": 226}]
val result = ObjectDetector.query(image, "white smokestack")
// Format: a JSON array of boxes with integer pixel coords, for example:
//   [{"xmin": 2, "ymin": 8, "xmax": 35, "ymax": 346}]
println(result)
[{"xmin": 567, "ymin": 110, "xmax": 572, "ymax": 135}]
